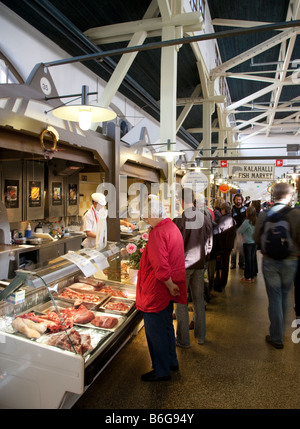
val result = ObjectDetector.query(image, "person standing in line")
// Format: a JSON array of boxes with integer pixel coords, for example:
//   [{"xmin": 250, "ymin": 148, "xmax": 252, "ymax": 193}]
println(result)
[
  {"xmin": 207, "ymin": 197, "xmax": 225, "ymax": 293},
  {"xmin": 251, "ymin": 200, "xmax": 262, "ymax": 276},
  {"xmin": 213, "ymin": 202, "xmax": 237, "ymax": 290},
  {"xmin": 251, "ymin": 200, "xmax": 261, "ymax": 216},
  {"xmin": 237, "ymin": 206, "xmax": 257, "ymax": 283},
  {"xmin": 231, "ymin": 193, "xmax": 247, "ymax": 269},
  {"xmin": 253, "ymin": 182, "xmax": 300, "ymax": 349},
  {"xmin": 213, "ymin": 197, "xmax": 225, "ymax": 222},
  {"xmin": 81, "ymin": 192, "xmax": 107, "ymax": 249},
  {"xmin": 173, "ymin": 188, "xmax": 213, "ymax": 347},
  {"xmin": 136, "ymin": 199, "xmax": 187, "ymax": 382}
]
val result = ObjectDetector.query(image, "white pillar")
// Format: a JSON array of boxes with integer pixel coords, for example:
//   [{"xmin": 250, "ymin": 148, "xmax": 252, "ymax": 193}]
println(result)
[{"xmin": 160, "ymin": 25, "xmax": 178, "ymax": 218}]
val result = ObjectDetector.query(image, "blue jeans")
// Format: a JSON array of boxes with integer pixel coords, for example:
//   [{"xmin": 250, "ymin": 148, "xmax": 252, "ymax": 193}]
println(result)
[
  {"xmin": 175, "ymin": 268, "xmax": 206, "ymax": 346},
  {"xmin": 143, "ymin": 301, "xmax": 178, "ymax": 378},
  {"xmin": 262, "ymin": 257, "xmax": 298, "ymax": 344}
]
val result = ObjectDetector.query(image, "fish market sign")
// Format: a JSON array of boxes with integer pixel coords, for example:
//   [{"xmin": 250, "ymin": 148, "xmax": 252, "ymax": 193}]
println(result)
[{"xmin": 228, "ymin": 164, "xmax": 274, "ymax": 181}]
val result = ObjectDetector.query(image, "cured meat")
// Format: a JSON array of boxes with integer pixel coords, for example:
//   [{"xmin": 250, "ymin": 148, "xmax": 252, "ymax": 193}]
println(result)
[
  {"xmin": 104, "ymin": 301, "xmax": 130, "ymax": 312},
  {"xmin": 76, "ymin": 277, "xmax": 106, "ymax": 290},
  {"xmin": 69, "ymin": 282, "xmax": 96, "ymax": 292},
  {"xmin": 58, "ymin": 287, "xmax": 102, "ymax": 303},
  {"xmin": 99, "ymin": 286, "xmax": 128, "ymax": 298},
  {"xmin": 12, "ymin": 317, "xmax": 41, "ymax": 339},
  {"xmin": 91, "ymin": 315, "xmax": 118, "ymax": 329}
]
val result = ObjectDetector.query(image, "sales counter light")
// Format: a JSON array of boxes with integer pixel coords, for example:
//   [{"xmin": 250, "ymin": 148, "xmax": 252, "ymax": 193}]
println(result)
[{"xmin": 51, "ymin": 85, "xmax": 117, "ymax": 130}]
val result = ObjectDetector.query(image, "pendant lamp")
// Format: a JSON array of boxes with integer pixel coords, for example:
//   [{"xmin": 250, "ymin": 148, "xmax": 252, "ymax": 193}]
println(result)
[
  {"xmin": 52, "ymin": 85, "xmax": 117, "ymax": 130},
  {"xmin": 153, "ymin": 139, "xmax": 182, "ymax": 162}
]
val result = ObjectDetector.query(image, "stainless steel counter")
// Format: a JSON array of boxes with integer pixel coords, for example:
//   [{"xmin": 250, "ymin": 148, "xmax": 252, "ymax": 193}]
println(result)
[{"xmin": 0, "ymin": 233, "xmax": 86, "ymax": 279}]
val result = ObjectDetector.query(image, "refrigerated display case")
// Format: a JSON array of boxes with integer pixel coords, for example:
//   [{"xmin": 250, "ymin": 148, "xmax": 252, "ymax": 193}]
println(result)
[{"xmin": 0, "ymin": 243, "xmax": 143, "ymax": 409}]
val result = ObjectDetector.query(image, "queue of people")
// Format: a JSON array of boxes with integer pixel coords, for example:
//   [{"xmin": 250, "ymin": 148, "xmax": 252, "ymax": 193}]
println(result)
[{"xmin": 81, "ymin": 185, "xmax": 300, "ymax": 382}]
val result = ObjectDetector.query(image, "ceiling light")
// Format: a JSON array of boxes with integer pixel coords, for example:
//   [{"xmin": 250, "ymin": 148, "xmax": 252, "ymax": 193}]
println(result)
[
  {"xmin": 153, "ymin": 139, "xmax": 182, "ymax": 162},
  {"xmin": 188, "ymin": 157, "xmax": 209, "ymax": 171},
  {"xmin": 51, "ymin": 85, "xmax": 117, "ymax": 130}
]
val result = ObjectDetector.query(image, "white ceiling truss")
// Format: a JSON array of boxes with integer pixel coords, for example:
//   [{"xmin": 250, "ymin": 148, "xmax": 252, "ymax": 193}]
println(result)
[{"xmin": 210, "ymin": 0, "xmax": 300, "ymax": 146}]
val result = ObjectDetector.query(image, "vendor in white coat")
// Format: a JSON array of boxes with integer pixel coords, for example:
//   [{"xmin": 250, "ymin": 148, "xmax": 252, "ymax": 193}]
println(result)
[{"xmin": 81, "ymin": 193, "xmax": 107, "ymax": 250}]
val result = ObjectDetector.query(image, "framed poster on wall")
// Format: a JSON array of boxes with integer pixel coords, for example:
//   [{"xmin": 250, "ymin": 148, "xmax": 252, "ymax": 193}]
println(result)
[
  {"xmin": 4, "ymin": 179, "xmax": 19, "ymax": 209},
  {"xmin": 29, "ymin": 181, "xmax": 41, "ymax": 207},
  {"xmin": 52, "ymin": 182, "xmax": 62, "ymax": 206},
  {"xmin": 69, "ymin": 183, "xmax": 77, "ymax": 206}
]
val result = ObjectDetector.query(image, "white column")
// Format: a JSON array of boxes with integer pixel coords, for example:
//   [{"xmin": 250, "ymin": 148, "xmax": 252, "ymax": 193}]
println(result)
[{"xmin": 160, "ymin": 25, "xmax": 178, "ymax": 218}]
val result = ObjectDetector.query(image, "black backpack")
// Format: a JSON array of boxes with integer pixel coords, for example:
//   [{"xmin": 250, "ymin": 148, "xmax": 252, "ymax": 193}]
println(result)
[{"xmin": 260, "ymin": 206, "xmax": 293, "ymax": 260}]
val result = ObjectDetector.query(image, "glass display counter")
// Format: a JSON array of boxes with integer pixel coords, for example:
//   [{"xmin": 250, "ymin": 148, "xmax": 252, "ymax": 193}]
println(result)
[{"xmin": 0, "ymin": 242, "xmax": 142, "ymax": 409}]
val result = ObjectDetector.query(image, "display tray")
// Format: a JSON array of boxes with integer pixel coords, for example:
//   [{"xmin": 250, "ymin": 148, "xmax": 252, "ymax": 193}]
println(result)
[
  {"xmin": 96, "ymin": 296, "xmax": 135, "ymax": 315},
  {"xmin": 36, "ymin": 326, "xmax": 112, "ymax": 357},
  {"xmin": 54, "ymin": 288, "xmax": 109, "ymax": 308},
  {"xmin": 96, "ymin": 285, "xmax": 132, "ymax": 299},
  {"xmin": 30, "ymin": 298, "xmax": 76, "ymax": 314},
  {"xmin": 94, "ymin": 280, "xmax": 136, "ymax": 300},
  {"xmin": 74, "ymin": 311, "xmax": 126, "ymax": 332},
  {"xmin": 73, "ymin": 275, "xmax": 136, "ymax": 299}
]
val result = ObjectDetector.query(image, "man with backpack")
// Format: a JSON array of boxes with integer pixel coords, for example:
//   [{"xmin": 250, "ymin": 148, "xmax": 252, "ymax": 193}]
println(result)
[{"xmin": 254, "ymin": 182, "xmax": 300, "ymax": 349}]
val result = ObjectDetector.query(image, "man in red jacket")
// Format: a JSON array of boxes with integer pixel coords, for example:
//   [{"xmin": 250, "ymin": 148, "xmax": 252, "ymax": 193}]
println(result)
[{"xmin": 136, "ymin": 199, "xmax": 187, "ymax": 382}]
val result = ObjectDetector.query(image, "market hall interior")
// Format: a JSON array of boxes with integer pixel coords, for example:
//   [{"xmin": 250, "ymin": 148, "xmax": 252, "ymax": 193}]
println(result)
[{"xmin": 72, "ymin": 253, "xmax": 300, "ymax": 410}]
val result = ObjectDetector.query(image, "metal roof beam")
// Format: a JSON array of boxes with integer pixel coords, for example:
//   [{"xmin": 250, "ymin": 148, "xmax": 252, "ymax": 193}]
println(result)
[
  {"xmin": 44, "ymin": 21, "xmax": 300, "ymax": 68},
  {"xmin": 226, "ymin": 76, "xmax": 296, "ymax": 112},
  {"xmin": 197, "ymin": 156, "xmax": 300, "ymax": 161},
  {"xmin": 176, "ymin": 84, "xmax": 201, "ymax": 132},
  {"xmin": 84, "ymin": 13, "xmax": 204, "ymax": 45},
  {"xmin": 210, "ymin": 28, "xmax": 300, "ymax": 77},
  {"xmin": 211, "ymin": 18, "xmax": 275, "ymax": 28},
  {"xmin": 266, "ymin": 1, "xmax": 300, "ymax": 135}
]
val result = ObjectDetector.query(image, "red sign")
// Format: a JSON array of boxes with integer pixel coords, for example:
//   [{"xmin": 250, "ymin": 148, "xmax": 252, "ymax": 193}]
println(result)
[
  {"xmin": 276, "ymin": 159, "xmax": 283, "ymax": 167},
  {"xmin": 220, "ymin": 160, "xmax": 227, "ymax": 167},
  {"xmin": 219, "ymin": 183, "xmax": 230, "ymax": 193}
]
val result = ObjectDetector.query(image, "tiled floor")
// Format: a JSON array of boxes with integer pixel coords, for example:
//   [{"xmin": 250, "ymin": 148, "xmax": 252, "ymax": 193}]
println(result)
[{"xmin": 73, "ymin": 254, "xmax": 300, "ymax": 409}]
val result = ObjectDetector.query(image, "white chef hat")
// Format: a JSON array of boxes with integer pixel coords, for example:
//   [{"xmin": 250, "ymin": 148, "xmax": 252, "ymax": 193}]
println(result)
[{"xmin": 91, "ymin": 192, "xmax": 106, "ymax": 206}]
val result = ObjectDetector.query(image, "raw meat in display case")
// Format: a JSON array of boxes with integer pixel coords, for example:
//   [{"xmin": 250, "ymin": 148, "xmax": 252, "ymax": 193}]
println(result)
[
  {"xmin": 0, "ymin": 244, "xmax": 143, "ymax": 409},
  {"xmin": 98, "ymin": 296, "xmax": 135, "ymax": 315}
]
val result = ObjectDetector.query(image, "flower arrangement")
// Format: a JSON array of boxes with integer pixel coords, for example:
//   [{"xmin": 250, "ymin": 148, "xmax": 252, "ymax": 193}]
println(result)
[{"xmin": 125, "ymin": 232, "xmax": 149, "ymax": 270}]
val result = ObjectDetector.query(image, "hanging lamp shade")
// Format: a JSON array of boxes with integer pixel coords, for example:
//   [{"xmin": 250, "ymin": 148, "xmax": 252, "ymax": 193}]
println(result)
[
  {"xmin": 188, "ymin": 157, "xmax": 209, "ymax": 171},
  {"xmin": 52, "ymin": 85, "xmax": 117, "ymax": 130}
]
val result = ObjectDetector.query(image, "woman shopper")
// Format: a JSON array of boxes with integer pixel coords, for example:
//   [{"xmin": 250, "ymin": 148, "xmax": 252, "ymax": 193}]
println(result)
[
  {"xmin": 237, "ymin": 206, "xmax": 257, "ymax": 283},
  {"xmin": 213, "ymin": 202, "xmax": 237, "ymax": 290},
  {"xmin": 136, "ymin": 199, "xmax": 187, "ymax": 382},
  {"xmin": 207, "ymin": 198, "xmax": 225, "ymax": 292}
]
